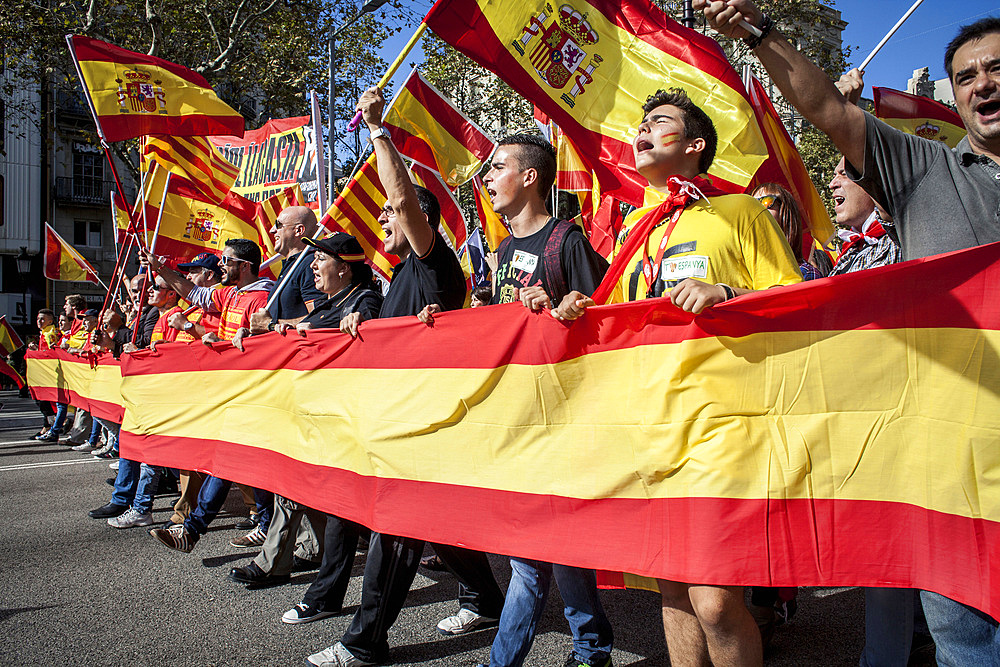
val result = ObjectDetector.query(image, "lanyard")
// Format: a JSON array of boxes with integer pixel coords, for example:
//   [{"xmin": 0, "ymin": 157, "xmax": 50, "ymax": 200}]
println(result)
[{"xmin": 640, "ymin": 207, "xmax": 685, "ymax": 296}]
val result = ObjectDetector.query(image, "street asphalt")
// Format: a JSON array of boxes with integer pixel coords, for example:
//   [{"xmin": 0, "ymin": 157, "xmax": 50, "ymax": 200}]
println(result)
[{"xmin": 1, "ymin": 391, "xmax": 878, "ymax": 666}]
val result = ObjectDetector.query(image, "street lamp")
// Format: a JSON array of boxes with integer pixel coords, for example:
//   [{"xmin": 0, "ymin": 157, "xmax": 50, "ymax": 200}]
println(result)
[
  {"xmin": 329, "ymin": 0, "xmax": 391, "ymax": 203},
  {"xmin": 16, "ymin": 246, "xmax": 30, "ymax": 325}
]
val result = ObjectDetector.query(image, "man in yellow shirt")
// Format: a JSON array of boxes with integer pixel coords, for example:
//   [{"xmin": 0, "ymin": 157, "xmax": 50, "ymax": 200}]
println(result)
[{"xmin": 553, "ymin": 87, "xmax": 801, "ymax": 667}]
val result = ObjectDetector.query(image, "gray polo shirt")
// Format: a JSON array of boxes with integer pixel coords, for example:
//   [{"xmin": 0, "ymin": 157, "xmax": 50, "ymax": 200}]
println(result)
[{"xmin": 846, "ymin": 111, "xmax": 1000, "ymax": 261}]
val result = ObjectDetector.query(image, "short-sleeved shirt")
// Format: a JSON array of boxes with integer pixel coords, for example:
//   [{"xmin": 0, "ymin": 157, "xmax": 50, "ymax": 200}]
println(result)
[
  {"xmin": 189, "ymin": 279, "xmax": 274, "ymax": 340},
  {"xmin": 492, "ymin": 218, "xmax": 609, "ymax": 305},
  {"xmin": 380, "ymin": 232, "xmax": 466, "ymax": 319},
  {"xmin": 848, "ymin": 111, "xmax": 1000, "ymax": 260},
  {"xmin": 612, "ymin": 188, "xmax": 802, "ymax": 302},
  {"xmin": 150, "ymin": 306, "xmax": 182, "ymax": 343},
  {"xmin": 269, "ymin": 248, "xmax": 324, "ymax": 322},
  {"xmin": 301, "ymin": 284, "xmax": 384, "ymax": 329}
]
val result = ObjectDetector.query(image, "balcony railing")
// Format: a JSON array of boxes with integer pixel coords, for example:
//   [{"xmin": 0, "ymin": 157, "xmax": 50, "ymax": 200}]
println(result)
[{"xmin": 55, "ymin": 177, "xmax": 116, "ymax": 206}]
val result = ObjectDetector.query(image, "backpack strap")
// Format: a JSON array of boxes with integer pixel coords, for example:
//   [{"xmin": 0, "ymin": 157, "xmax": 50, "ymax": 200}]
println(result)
[{"xmin": 542, "ymin": 218, "xmax": 575, "ymax": 302}]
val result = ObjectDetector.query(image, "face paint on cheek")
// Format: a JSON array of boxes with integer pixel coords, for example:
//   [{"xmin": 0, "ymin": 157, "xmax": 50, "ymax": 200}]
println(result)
[{"xmin": 661, "ymin": 132, "xmax": 681, "ymax": 147}]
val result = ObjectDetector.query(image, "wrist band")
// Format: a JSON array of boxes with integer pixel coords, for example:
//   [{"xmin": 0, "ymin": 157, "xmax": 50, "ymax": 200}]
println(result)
[
  {"xmin": 716, "ymin": 283, "xmax": 736, "ymax": 301},
  {"xmin": 743, "ymin": 14, "xmax": 774, "ymax": 49}
]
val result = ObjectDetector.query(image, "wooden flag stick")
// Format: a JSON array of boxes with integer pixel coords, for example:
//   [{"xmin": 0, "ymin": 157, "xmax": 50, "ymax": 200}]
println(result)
[{"xmin": 346, "ymin": 23, "xmax": 427, "ymax": 131}]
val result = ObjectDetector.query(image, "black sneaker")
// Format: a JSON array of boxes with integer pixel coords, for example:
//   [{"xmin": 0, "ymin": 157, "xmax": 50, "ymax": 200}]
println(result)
[
  {"xmin": 89, "ymin": 502, "xmax": 128, "ymax": 519},
  {"xmin": 281, "ymin": 602, "xmax": 337, "ymax": 624},
  {"xmin": 563, "ymin": 654, "xmax": 611, "ymax": 667}
]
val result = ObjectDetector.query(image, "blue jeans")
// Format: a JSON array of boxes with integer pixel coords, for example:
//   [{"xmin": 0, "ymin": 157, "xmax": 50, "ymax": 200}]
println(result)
[
  {"xmin": 111, "ymin": 458, "xmax": 160, "ymax": 514},
  {"xmin": 489, "ymin": 559, "xmax": 613, "ymax": 667},
  {"xmin": 860, "ymin": 588, "xmax": 914, "ymax": 666},
  {"xmin": 50, "ymin": 403, "xmax": 68, "ymax": 435},
  {"xmin": 94, "ymin": 418, "xmax": 120, "ymax": 453},
  {"xmin": 87, "ymin": 419, "xmax": 102, "ymax": 446},
  {"xmin": 254, "ymin": 488, "xmax": 273, "ymax": 533},
  {"xmin": 920, "ymin": 591, "xmax": 1000, "ymax": 666},
  {"xmin": 184, "ymin": 475, "xmax": 231, "ymax": 536}
]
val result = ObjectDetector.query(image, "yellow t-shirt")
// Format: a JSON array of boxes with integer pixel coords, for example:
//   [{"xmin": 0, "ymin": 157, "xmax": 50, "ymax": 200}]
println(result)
[{"xmin": 611, "ymin": 187, "xmax": 802, "ymax": 303}]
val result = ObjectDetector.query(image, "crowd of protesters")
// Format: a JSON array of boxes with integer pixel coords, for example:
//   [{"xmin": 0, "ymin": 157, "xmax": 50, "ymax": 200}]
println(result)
[{"xmin": 16, "ymin": 7, "xmax": 1000, "ymax": 666}]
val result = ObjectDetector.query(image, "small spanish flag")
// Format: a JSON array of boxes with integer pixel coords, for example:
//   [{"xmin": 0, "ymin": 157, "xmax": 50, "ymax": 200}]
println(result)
[
  {"xmin": 67, "ymin": 35, "xmax": 245, "ymax": 143},
  {"xmin": 44, "ymin": 222, "xmax": 100, "ymax": 285},
  {"xmin": 873, "ymin": 87, "xmax": 965, "ymax": 149}
]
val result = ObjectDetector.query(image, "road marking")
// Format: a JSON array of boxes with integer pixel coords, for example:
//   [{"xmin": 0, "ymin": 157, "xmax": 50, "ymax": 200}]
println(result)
[
  {"xmin": 1, "ymin": 439, "xmax": 54, "ymax": 446},
  {"xmin": 0, "ymin": 458, "xmax": 109, "ymax": 472}
]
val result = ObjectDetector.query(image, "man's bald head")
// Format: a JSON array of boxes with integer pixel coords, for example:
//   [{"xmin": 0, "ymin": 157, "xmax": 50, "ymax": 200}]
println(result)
[{"xmin": 272, "ymin": 206, "xmax": 319, "ymax": 256}]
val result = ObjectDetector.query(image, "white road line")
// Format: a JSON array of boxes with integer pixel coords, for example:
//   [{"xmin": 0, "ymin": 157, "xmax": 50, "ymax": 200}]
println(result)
[
  {"xmin": 0, "ymin": 458, "xmax": 108, "ymax": 472},
  {"xmin": 1, "ymin": 439, "xmax": 53, "ymax": 446}
]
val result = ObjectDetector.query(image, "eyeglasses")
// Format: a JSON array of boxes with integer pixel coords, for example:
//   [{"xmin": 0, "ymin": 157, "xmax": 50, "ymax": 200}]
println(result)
[
  {"xmin": 380, "ymin": 204, "xmax": 396, "ymax": 217},
  {"xmin": 151, "ymin": 284, "xmax": 169, "ymax": 291},
  {"xmin": 756, "ymin": 194, "xmax": 781, "ymax": 209},
  {"xmin": 219, "ymin": 255, "xmax": 249, "ymax": 266}
]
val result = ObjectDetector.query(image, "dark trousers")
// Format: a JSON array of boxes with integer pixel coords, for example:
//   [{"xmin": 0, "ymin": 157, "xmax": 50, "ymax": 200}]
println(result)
[
  {"xmin": 341, "ymin": 533, "xmax": 503, "ymax": 663},
  {"xmin": 302, "ymin": 513, "xmax": 364, "ymax": 612}
]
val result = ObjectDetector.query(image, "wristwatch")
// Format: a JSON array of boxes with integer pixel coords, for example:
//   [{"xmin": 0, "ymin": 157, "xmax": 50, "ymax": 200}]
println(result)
[
  {"xmin": 183, "ymin": 321, "xmax": 195, "ymax": 332},
  {"xmin": 369, "ymin": 127, "xmax": 391, "ymax": 143}
]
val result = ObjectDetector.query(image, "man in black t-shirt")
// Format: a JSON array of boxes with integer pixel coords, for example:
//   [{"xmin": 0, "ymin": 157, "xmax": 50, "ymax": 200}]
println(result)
[{"xmin": 305, "ymin": 87, "xmax": 504, "ymax": 667}]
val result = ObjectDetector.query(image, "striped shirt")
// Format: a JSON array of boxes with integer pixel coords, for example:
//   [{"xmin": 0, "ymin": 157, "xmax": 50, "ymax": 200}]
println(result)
[{"xmin": 187, "ymin": 279, "xmax": 273, "ymax": 341}]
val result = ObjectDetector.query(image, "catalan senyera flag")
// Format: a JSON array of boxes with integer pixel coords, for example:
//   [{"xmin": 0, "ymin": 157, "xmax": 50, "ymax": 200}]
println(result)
[
  {"xmin": 0, "ymin": 315, "xmax": 25, "ymax": 388},
  {"xmin": 319, "ymin": 154, "xmax": 397, "ymax": 282},
  {"xmin": 472, "ymin": 175, "xmax": 509, "ymax": 250},
  {"xmin": 141, "ymin": 168, "xmax": 265, "ymax": 262},
  {"xmin": 257, "ymin": 183, "xmax": 306, "ymax": 231},
  {"xmin": 409, "ymin": 163, "xmax": 469, "ymax": 254},
  {"xmin": 424, "ymin": 0, "xmax": 768, "ymax": 206},
  {"xmin": 745, "ymin": 73, "xmax": 835, "ymax": 251},
  {"xmin": 67, "ymin": 35, "xmax": 245, "ymax": 143},
  {"xmin": 44, "ymin": 222, "xmax": 100, "ymax": 285},
  {"xmin": 143, "ymin": 135, "xmax": 241, "ymax": 203},
  {"xmin": 874, "ymin": 86, "xmax": 966, "ymax": 149},
  {"xmin": 106, "ymin": 240, "xmax": 1000, "ymax": 620},
  {"xmin": 383, "ymin": 69, "xmax": 496, "ymax": 188}
]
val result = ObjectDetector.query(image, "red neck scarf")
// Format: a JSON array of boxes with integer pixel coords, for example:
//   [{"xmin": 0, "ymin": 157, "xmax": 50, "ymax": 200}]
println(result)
[
  {"xmin": 591, "ymin": 176, "xmax": 726, "ymax": 304},
  {"xmin": 837, "ymin": 212, "xmax": 887, "ymax": 254}
]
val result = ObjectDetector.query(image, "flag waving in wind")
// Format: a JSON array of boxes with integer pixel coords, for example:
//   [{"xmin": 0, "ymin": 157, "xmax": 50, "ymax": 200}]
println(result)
[
  {"xmin": 874, "ymin": 87, "xmax": 966, "ymax": 148},
  {"xmin": 143, "ymin": 135, "xmax": 241, "ymax": 203},
  {"xmin": 66, "ymin": 35, "xmax": 245, "ymax": 143},
  {"xmin": 424, "ymin": 0, "xmax": 767, "ymax": 205},
  {"xmin": 44, "ymin": 223, "xmax": 101, "ymax": 285}
]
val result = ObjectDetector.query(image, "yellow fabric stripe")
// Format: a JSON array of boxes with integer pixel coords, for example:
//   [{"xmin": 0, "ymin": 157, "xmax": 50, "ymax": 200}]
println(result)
[{"xmin": 121, "ymin": 327, "xmax": 1000, "ymax": 522}]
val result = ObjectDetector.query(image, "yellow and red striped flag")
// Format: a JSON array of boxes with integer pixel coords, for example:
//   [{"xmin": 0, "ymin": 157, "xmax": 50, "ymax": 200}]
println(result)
[
  {"xmin": 873, "ymin": 87, "xmax": 966, "ymax": 148},
  {"xmin": 383, "ymin": 69, "xmax": 496, "ymax": 188},
  {"xmin": 424, "ymin": 0, "xmax": 767, "ymax": 205},
  {"xmin": 472, "ymin": 175, "xmax": 509, "ymax": 251},
  {"xmin": 319, "ymin": 154, "xmax": 398, "ymax": 282},
  {"xmin": 143, "ymin": 135, "xmax": 240, "ymax": 203},
  {"xmin": 257, "ymin": 183, "xmax": 306, "ymax": 231},
  {"xmin": 67, "ymin": 35, "xmax": 245, "ymax": 143},
  {"xmin": 111, "ymin": 190, "xmax": 135, "ymax": 244},
  {"xmin": 745, "ymin": 73, "xmax": 835, "ymax": 252},
  {"xmin": 0, "ymin": 316, "xmax": 25, "ymax": 388},
  {"xmin": 44, "ymin": 222, "xmax": 100, "ymax": 285},
  {"xmin": 409, "ymin": 163, "xmax": 468, "ymax": 253}
]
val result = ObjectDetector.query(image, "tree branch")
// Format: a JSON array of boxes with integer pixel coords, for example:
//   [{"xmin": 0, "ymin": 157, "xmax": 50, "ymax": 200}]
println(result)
[{"xmin": 145, "ymin": 0, "xmax": 162, "ymax": 56}]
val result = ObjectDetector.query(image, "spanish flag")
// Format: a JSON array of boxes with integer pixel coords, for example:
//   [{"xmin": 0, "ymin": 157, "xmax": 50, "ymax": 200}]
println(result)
[
  {"xmin": 44, "ymin": 222, "xmax": 100, "ymax": 285},
  {"xmin": 319, "ymin": 154, "xmax": 398, "ymax": 282},
  {"xmin": 472, "ymin": 175, "xmax": 509, "ymax": 251},
  {"xmin": 745, "ymin": 73, "xmax": 835, "ymax": 251},
  {"xmin": 873, "ymin": 86, "xmax": 966, "ymax": 148},
  {"xmin": 66, "ymin": 35, "xmax": 245, "ymax": 143},
  {"xmin": 383, "ymin": 69, "xmax": 496, "ymax": 188},
  {"xmin": 424, "ymin": 0, "xmax": 767, "ymax": 205},
  {"xmin": 143, "ymin": 135, "xmax": 241, "ymax": 203},
  {"xmin": 0, "ymin": 315, "xmax": 25, "ymax": 388}
]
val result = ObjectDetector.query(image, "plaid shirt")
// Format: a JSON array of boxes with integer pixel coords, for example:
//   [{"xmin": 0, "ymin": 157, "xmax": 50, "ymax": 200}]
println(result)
[{"xmin": 829, "ymin": 218, "xmax": 902, "ymax": 276}]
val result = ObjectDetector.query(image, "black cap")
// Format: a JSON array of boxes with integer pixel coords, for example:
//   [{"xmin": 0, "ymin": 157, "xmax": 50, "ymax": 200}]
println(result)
[
  {"xmin": 302, "ymin": 233, "xmax": 366, "ymax": 263},
  {"xmin": 177, "ymin": 252, "xmax": 222, "ymax": 276},
  {"xmin": 81, "ymin": 309, "xmax": 100, "ymax": 318}
]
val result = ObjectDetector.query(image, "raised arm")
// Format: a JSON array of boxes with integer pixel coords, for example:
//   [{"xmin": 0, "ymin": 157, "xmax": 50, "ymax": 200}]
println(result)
[
  {"xmin": 695, "ymin": 0, "xmax": 867, "ymax": 169},
  {"xmin": 141, "ymin": 248, "xmax": 197, "ymax": 301}
]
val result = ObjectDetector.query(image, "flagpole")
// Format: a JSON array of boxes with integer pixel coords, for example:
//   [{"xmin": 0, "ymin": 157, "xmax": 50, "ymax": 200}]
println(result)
[
  {"xmin": 147, "ymin": 172, "xmax": 171, "ymax": 256},
  {"xmin": 346, "ymin": 23, "xmax": 427, "ymax": 132},
  {"xmin": 130, "ymin": 168, "xmax": 169, "ymax": 346},
  {"xmin": 858, "ymin": 0, "xmax": 924, "ymax": 72},
  {"xmin": 310, "ymin": 90, "xmax": 329, "ymax": 215}
]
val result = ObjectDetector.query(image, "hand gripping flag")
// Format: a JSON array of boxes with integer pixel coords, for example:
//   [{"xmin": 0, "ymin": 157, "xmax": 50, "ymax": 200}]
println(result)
[
  {"xmin": 143, "ymin": 135, "xmax": 241, "ymax": 203},
  {"xmin": 383, "ymin": 69, "xmax": 496, "ymax": 188},
  {"xmin": 66, "ymin": 35, "xmax": 245, "ymax": 143},
  {"xmin": 472, "ymin": 175, "xmax": 509, "ymax": 250},
  {"xmin": 424, "ymin": 0, "xmax": 768, "ymax": 205},
  {"xmin": 319, "ymin": 154, "xmax": 398, "ymax": 282},
  {"xmin": 745, "ymin": 73, "xmax": 835, "ymax": 252},
  {"xmin": 873, "ymin": 87, "xmax": 966, "ymax": 149},
  {"xmin": 44, "ymin": 222, "xmax": 101, "ymax": 285}
]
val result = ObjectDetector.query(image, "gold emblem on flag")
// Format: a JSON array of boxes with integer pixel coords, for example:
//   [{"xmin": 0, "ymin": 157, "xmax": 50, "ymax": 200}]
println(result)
[
  {"xmin": 115, "ymin": 70, "xmax": 168, "ymax": 115},
  {"xmin": 915, "ymin": 122, "xmax": 943, "ymax": 142},
  {"xmin": 184, "ymin": 209, "xmax": 222, "ymax": 245},
  {"xmin": 512, "ymin": 4, "xmax": 603, "ymax": 109}
]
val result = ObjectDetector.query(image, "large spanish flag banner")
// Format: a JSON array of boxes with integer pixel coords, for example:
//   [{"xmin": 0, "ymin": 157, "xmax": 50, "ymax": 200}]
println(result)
[
  {"xmin": 873, "ymin": 87, "xmax": 966, "ymax": 149},
  {"xmin": 26, "ymin": 349, "xmax": 124, "ymax": 423},
  {"xmin": 383, "ymin": 69, "xmax": 496, "ymax": 188},
  {"xmin": 66, "ymin": 35, "xmax": 244, "ymax": 143},
  {"xmin": 745, "ymin": 74, "xmax": 835, "ymax": 251},
  {"xmin": 424, "ymin": 0, "xmax": 767, "ymax": 206},
  {"xmin": 319, "ymin": 155, "xmax": 398, "ymax": 282},
  {"xmin": 210, "ymin": 116, "xmax": 322, "ymax": 209},
  {"xmin": 44, "ymin": 223, "xmax": 100, "ymax": 285},
  {"xmin": 117, "ymin": 241, "xmax": 1000, "ymax": 620}
]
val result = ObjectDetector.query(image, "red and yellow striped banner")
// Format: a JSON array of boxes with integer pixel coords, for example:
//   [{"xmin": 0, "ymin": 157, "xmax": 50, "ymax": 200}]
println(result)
[
  {"xmin": 43, "ymin": 222, "xmax": 100, "ymax": 285},
  {"xmin": 143, "ymin": 135, "xmax": 241, "ymax": 203},
  {"xmin": 68, "ymin": 35, "xmax": 245, "ymax": 143},
  {"xmin": 101, "ymin": 241, "xmax": 1000, "ymax": 619},
  {"xmin": 26, "ymin": 349, "xmax": 124, "ymax": 423},
  {"xmin": 874, "ymin": 87, "xmax": 966, "ymax": 149}
]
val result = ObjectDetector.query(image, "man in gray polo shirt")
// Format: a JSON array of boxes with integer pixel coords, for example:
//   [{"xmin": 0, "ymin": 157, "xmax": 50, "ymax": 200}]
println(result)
[{"xmin": 697, "ymin": 1, "xmax": 1000, "ymax": 663}]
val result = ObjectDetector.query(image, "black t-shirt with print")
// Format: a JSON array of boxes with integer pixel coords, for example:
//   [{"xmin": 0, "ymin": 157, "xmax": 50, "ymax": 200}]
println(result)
[
  {"xmin": 302, "ymin": 285, "xmax": 383, "ymax": 329},
  {"xmin": 380, "ymin": 231, "xmax": 466, "ymax": 319},
  {"xmin": 492, "ymin": 218, "xmax": 608, "ymax": 305}
]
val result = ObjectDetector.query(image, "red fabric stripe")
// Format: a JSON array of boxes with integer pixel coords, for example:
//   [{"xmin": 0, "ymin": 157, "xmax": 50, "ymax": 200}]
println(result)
[
  {"xmin": 121, "ymin": 432, "xmax": 1000, "ymax": 620},
  {"xmin": 403, "ymin": 73, "xmax": 496, "ymax": 160},
  {"xmin": 43, "ymin": 227, "xmax": 63, "ymax": 280},
  {"xmin": 873, "ymin": 87, "xmax": 965, "ymax": 129},
  {"xmin": 95, "ymin": 113, "xmax": 244, "ymax": 144},
  {"xmin": 0, "ymin": 361, "xmax": 24, "ymax": 389},
  {"xmin": 210, "ymin": 116, "xmax": 310, "ymax": 144},
  {"xmin": 120, "ymin": 240, "xmax": 1000, "ymax": 374}
]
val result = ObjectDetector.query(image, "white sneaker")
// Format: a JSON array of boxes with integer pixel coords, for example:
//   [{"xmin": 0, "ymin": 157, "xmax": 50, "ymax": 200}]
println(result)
[
  {"xmin": 108, "ymin": 507, "xmax": 153, "ymax": 529},
  {"xmin": 92, "ymin": 442, "xmax": 113, "ymax": 457},
  {"xmin": 230, "ymin": 523, "xmax": 267, "ymax": 548},
  {"xmin": 436, "ymin": 608, "xmax": 499, "ymax": 636},
  {"xmin": 71, "ymin": 442, "xmax": 96, "ymax": 452},
  {"xmin": 109, "ymin": 460, "xmax": 119, "ymax": 470},
  {"xmin": 306, "ymin": 642, "xmax": 373, "ymax": 667}
]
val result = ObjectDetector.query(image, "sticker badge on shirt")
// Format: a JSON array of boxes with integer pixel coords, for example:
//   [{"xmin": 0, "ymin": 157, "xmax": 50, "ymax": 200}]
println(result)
[
  {"xmin": 511, "ymin": 250, "xmax": 539, "ymax": 273},
  {"xmin": 661, "ymin": 255, "xmax": 709, "ymax": 281}
]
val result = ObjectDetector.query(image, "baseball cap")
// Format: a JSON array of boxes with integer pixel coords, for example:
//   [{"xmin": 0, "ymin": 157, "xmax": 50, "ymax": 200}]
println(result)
[
  {"xmin": 177, "ymin": 252, "xmax": 222, "ymax": 276},
  {"xmin": 302, "ymin": 233, "xmax": 366, "ymax": 263}
]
